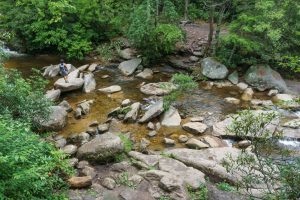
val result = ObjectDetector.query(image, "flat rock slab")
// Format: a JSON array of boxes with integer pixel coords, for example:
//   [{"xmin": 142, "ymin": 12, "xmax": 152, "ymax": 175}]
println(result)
[
  {"xmin": 140, "ymin": 82, "xmax": 176, "ymax": 96},
  {"xmin": 68, "ymin": 176, "xmax": 92, "ymax": 188},
  {"xmin": 98, "ymin": 85, "xmax": 122, "ymax": 94},
  {"xmin": 182, "ymin": 122, "xmax": 208, "ymax": 134},
  {"xmin": 136, "ymin": 68, "xmax": 153, "ymax": 79}
]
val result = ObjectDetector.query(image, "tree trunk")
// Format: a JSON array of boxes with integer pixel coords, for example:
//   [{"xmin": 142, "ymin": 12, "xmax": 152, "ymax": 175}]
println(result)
[
  {"xmin": 213, "ymin": 3, "xmax": 226, "ymax": 56},
  {"xmin": 184, "ymin": 0, "xmax": 189, "ymax": 20},
  {"xmin": 206, "ymin": 1, "xmax": 215, "ymax": 56}
]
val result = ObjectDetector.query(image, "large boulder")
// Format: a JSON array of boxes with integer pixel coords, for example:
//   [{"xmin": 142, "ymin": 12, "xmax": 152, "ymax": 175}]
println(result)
[
  {"xmin": 118, "ymin": 58, "xmax": 142, "ymax": 76},
  {"xmin": 38, "ymin": 106, "xmax": 67, "ymax": 131},
  {"xmin": 244, "ymin": 65, "xmax": 288, "ymax": 92},
  {"xmin": 139, "ymin": 100, "xmax": 164, "ymax": 123},
  {"xmin": 160, "ymin": 106, "xmax": 181, "ymax": 127},
  {"xmin": 83, "ymin": 73, "xmax": 96, "ymax": 93},
  {"xmin": 54, "ymin": 78, "xmax": 84, "ymax": 92},
  {"xmin": 182, "ymin": 122, "xmax": 208, "ymax": 134},
  {"xmin": 45, "ymin": 89, "xmax": 61, "ymax": 101},
  {"xmin": 140, "ymin": 82, "xmax": 176, "ymax": 96},
  {"xmin": 201, "ymin": 57, "xmax": 229, "ymax": 79},
  {"xmin": 77, "ymin": 132, "xmax": 124, "ymax": 162},
  {"xmin": 43, "ymin": 64, "xmax": 75, "ymax": 78}
]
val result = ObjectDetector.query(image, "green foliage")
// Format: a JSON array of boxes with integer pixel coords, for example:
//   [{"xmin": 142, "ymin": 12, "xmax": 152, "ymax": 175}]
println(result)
[
  {"xmin": 278, "ymin": 55, "xmax": 300, "ymax": 73},
  {"xmin": 0, "ymin": 65, "xmax": 52, "ymax": 128},
  {"xmin": 127, "ymin": 0, "xmax": 183, "ymax": 63},
  {"xmin": 96, "ymin": 40, "xmax": 124, "ymax": 62},
  {"xmin": 118, "ymin": 134, "xmax": 133, "ymax": 153},
  {"xmin": 159, "ymin": 196, "xmax": 171, "ymax": 200},
  {"xmin": 0, "ymin": 0, "xmax": 133, "ymax": 59},
  {"xmin": 163, "ymin": 73, "xmax": 197, "ymax": 110},
  {"xmin": 187, "ymin": 184, "xmax": 208, "ymax": 200},
  {"xmin": 0, "ymin": 116, "xmax": 73, "ymax": 200},
  {"xmin": 217, "ymin": 0, "xmax": 300, "ymax": 70},
  {"xmin": 116, "ymin": 172, "xmax": 136, "ymax": 189},
  {"xmin": 216, "ymin": 182, "xmax": 235, "ymax": 192},
  {"xmin": 223, "ymin": 110, "xmax": 300, "ymax": 199}
]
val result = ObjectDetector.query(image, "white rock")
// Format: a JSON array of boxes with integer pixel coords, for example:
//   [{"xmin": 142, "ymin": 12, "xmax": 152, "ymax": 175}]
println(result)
[
  {"xmin": 182, "ymin": 122, "xmax": 208, "ymax": 134},
  {"xmin": 98, "ymin": 85, "xmax": 122, "ymax": 94},
  {"xmin": 224, "ymin": 97, "xmax": 240, "ymax": 105},
  {"xmin": 160, "ymin": 107, "xmax": 181, "ymax": 127}
]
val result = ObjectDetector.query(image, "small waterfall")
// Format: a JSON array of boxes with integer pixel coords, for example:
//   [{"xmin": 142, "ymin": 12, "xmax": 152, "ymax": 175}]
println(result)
[{"xmin": 0, "ymin": 42, "xmax": 25, "ymax": 57}]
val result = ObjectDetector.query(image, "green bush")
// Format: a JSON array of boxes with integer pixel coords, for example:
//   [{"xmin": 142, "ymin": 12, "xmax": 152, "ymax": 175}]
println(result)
[
  {"xmin": 163, "ymin": 73, "xmax": 197, "ymax": 110},
  {"xmin": 0, "ymin": 65, "xmax": 52, "ymax": 129},
  {"xmin": 0, "ymin": 116, "xmax": 73, "ymax": 199}
]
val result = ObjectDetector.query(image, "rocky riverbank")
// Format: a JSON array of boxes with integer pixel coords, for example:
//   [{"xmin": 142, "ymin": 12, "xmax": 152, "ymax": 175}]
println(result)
[{"xmin": 32, "ymin": 49, "xmax": 300, "ymax": 200}]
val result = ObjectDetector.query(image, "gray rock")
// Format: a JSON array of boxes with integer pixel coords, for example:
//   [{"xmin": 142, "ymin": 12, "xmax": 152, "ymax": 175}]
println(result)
[
  {"xmin": 74, "ymin": 107, "xmax": 82, "ymax": 119},
  {"xmin": 38, "ymin": 106, "xmax": 67, "ymax": 131},
  {"xmin": 63, "ymin": 145, "xmax": 78, "ymax": 155},
  {"xmin": 268, "ymin": 89, "xmax": 278, "ymax": 97},
  {"xmin": 118, "ymin": 58, "xmax": 142, "ymax": 76},
  {"xmin": 201, "ymin": 57, "xmax": 229, "ymax": 79},
  {"xmin": 102, "ymin": 177, "xmax": 116, "ymax": 190},
  {"xmin": 273, "ymin": 93, "xmax": 294, "ymax": 102},
  {"xmin": 139, "ymin": 100, "xmax": 164, "ymax": 123},
  {"xmin": 241, "ymin": 88, "xmax": 254, "ymax": 101},
  {"xmin": 77, "ymin": 160, "xmax": 89, "ymax": 169},
  {"xmin": 147, "ymin": 122, "xmax": 155, "ymax": 130},
  {"xmin": 89, "ymin": 121, "xmax": 99, "ymax": 127},
  {"xmin": 159, "ymin": 174, "xmax": 183, "ymax": 192},
  {"xmin": 83, "ymin": 73, "xmax": 96, "ymax": 93},
  {"xmin": 158, "ymin": 157, "xmax": 205, "ymax": 189},
  {"xmin": 77, "ymin": 132, "xmax": 124, "ymax": 162},
  {"xmin": 58, "ymin": 100, "xmax": 73, "ymax": 112},
  {"xmin": 164, "ymin": 138, "xmax": 175, "ymax": 146},
  {"xmin": 54, "ymin": 78, "xmax": 84, "ymax": 92},
  {"xmin": 140, "ymin": 138, "xmax": 151, "ymax": 151},
  {"xmin": 178, "ymin": 135, "xmax": 189, "ymax": 143},
  {"xmin": 228, "ymin": 71, "xmax": 239, "ymax": 84},
  {"xmin": 136, "ymin": 68, "xmax": 153, "ymax": 79},
  {"xmin": 78, "ymin": 64, "xmax": 89, "ymax": 72},
  {"xmin": 124, "ymin": 102, "xmax": 141, "ymax": 123},
  {"xmin": 244, "ymin": 64, "xmax": 288, "ymax": 92},
  {"xmin": 140, "ymin": 82, "xmax": 176, "ymax": 96},
  {"xmin": 250, "ymin": 99, "xmax": 273, "ymax": 107},
  {"xmin": 88, "ymin": 63, "xmax": 98, "ymax": 72},
  {"xmin": 237, "ymin": 140, "xmax": 251, "ymax": 148},
  {"xmin": 68, "ymin": 158, "xmax": 79, "ymax": 167},
  {"xmin": 156, "ymin": 122, "xmax": 161, "ymax": 131},
  {"xmin": 148, "ymin": 131, "xmax": 157, "ymax": 137},
  {"xmin": 160, "ymin": 107, "xmax": 181, "ymax": 127},
  {"xmin": 118, "ymin": 48, "xmax": 136, "ymax": 60},
  {"xmin": 165, "ymin": 148, "xmax": 242, "ymax": 184},
  {"xmin": 119, "ymin": 189, "xmax": 155, "ymax": 200},
  {"xmin": 97, "ymin": 123, "xmax": 109, "ymax": 133},
  {"xmin": 121, "ymin": 99, "xmax": 131, "ymax": 107},
  {"xmin": 43, "ymin": 64, "xmax": 75, "ymax": 78},
  {"xmin": 186, "ymin": 138, "xmax": 209, "ymax": 149},
  {"xmin": 128, "ymin": 151, "xmax": 161, "ymax": 167},
  {"xmin": 190, "ymin": 117, "xmax": 204, "ymax": 122},
  {"xmin": 82, "ymin": 166, "xmax": 96, "ymax": 179},
  {"xmin": 98, "ymin": 85, "xmax": 122, "ymax": 94},
  {"xmin": 182, "ymin": 122, "xmax": 208, "ymax": 134},
  {"xmin": 224, "ymin": 97, "xmax": 240, "ymax": 105},
  {"xmin": 283, "ymin": 119, "xmax": 300, "ymax": 129},
  {"xmin": 45, "ymin": 89, "xmax": 61, "ymax": 101},
  {"xmin": 68, "ymin": 69, "xmax": 80, "ymax": 80},
  {"xmin": 200, "ymin": 135, "xmax": 225, "ymax": 148},
  {"xmin": 189, "ymin": 56, "xmax": 199, "ymax": 62},
  {"xmin": 237, "ymin": 82, "xmax": 248, "ymax": 91},
  {"xmin": 55, "ymin": 138, "xmax": 67, "ymax": 148},
  {"xmin": 78, "ymin": 101, "xmax": 91, "ymax": 115}
]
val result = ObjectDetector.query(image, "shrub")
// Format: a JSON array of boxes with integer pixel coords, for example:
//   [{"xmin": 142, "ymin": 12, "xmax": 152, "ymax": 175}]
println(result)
[
  {"xmin": 0, "ymin": 116, "xmax": 73, "ymax": 199},
  {"xmin": 163, "ymin": 73, "xmax": 197, "ymax": 110},
  {"xmin": 187, "ymin": 184, "xmax": 208, "ymax": 200},
  {"xmin": 223, "ymin": 110, "xmax": 300, "ymax": 199},
  {"xmin": 0, "ymin": 65, "xmax": 52, "ymax": 129}
]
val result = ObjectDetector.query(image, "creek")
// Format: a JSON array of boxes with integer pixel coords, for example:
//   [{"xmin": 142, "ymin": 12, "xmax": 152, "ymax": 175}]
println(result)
[{"xmin": 4, "ymin": 53, "xmax": 300, "ymax": 152}]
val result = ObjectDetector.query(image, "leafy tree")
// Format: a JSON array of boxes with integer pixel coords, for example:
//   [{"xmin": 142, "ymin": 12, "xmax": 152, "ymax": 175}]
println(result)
[
  {"xmin": 0, "ymin": 116, "xmax": 73, "ymax": 200},
  {"xmin": 127, "ymin": 0, "xmax": 183, "ymax": 63},
  {"xmin": 217, "ymin": 0, "xmax": 300, "ymax": 71},
  {"xmin": 223, "ymin": 110, "xmax": 300, "ymax": 199}
]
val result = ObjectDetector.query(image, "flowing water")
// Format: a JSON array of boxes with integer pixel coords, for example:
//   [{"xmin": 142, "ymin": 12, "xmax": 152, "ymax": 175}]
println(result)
[{"xmin": 4, "ymin": 53, "xmax": 300, "ymax": 151}]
